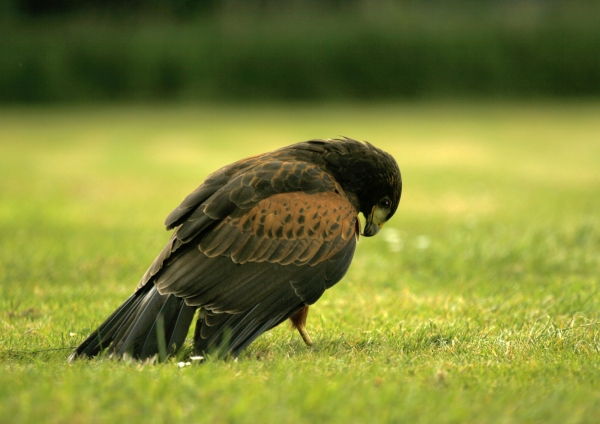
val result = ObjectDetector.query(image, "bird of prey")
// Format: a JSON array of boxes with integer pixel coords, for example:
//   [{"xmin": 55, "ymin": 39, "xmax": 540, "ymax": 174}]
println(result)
[{"xmin": 69, "ymin": 138, "xmax": 402, "ymax": 362}]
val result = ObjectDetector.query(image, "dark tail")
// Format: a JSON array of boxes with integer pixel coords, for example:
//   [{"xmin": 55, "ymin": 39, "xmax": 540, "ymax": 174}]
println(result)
[{"xmin": 68, "ymin": 285, "xmax": 196, "ymax": 362}]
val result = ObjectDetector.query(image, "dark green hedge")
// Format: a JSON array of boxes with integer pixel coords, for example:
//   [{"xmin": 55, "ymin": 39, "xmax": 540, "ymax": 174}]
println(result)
[{"xmin": 2, "ymin": 10, "xmax": 600, "ymax": 102}]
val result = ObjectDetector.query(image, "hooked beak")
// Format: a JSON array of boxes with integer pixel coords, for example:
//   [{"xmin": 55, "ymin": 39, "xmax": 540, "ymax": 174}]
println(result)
[{"xmin": 362, "ymin": 205, "xmax": 387, "ymax": 237}]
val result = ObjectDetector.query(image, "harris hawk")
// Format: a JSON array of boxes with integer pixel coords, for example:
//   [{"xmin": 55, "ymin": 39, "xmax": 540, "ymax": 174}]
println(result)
[{"xmin": 69, "ymin": 138, "xmax": 402, "ymax": 362}]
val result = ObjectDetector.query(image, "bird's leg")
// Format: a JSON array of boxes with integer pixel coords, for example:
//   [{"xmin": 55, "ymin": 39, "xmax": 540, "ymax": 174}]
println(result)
[{"xmin": 290, "ymin": 306, "xmax": 313, "ymax": 347}]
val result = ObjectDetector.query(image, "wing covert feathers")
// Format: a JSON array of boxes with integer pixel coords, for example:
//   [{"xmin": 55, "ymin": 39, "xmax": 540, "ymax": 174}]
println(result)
[{"xmin": 200, "ymin": 191, "xmax": 357, "ymax": 266}]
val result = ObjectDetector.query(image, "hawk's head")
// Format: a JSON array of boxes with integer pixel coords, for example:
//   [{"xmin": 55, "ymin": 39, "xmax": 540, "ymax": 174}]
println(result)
[{"xmin": 305, "ymin": 138, "xmax": 402, "ymax": 237}]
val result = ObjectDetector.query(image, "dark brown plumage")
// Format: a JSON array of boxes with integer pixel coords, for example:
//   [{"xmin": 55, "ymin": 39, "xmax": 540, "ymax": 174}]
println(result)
[{"xmin": 69, "ymin": 138, "xmax": 402, "ymax": 362}]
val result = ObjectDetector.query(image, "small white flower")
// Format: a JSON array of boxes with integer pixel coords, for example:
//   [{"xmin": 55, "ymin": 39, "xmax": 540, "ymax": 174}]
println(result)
[
  {"xmin": 383, "ymin": 228, "xmax": 404, "ymax": 252},
  {"xmin": 415, "ymin": 235, "xmax": 431, "ymax": 250}
]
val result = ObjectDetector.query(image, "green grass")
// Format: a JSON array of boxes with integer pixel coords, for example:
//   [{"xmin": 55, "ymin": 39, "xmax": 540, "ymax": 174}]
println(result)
[{"xmin": 1, "ymin": 102, "xmax": 599, "ymax": 423}]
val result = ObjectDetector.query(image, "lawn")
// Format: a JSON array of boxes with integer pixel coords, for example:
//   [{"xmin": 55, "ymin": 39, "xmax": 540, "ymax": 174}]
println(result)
[{"xmin": 1, "ymin": 102, "xmax": 599, "ymax": 423}]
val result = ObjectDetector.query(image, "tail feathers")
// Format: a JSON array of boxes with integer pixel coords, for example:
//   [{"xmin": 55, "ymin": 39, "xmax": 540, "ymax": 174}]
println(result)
[
  {"xmin": 69, "ymin": 285, "xmax": 196, "ymax": 362},
  {"xmin": 193, "ymin": 303, "xmax": 294, "ymax": 358},
  {"xmin": 138, "ymin": 294, "xmax": 196, "ymax": 359},
  {"xmin": 68, "ymin": 291, "xmax": 145, "ymax": 362}
]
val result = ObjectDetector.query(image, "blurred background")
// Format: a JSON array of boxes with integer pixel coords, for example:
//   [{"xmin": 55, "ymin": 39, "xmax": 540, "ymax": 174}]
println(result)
[{"xmin": 2, "ymin": 0, "xmax": 599, "ymax": 103}]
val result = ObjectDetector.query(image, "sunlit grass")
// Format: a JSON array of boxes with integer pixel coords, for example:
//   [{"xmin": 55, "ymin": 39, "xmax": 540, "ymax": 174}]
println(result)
[{"xmin": 1, "ymin": 102, "xmax": 599, "ymax": 423}]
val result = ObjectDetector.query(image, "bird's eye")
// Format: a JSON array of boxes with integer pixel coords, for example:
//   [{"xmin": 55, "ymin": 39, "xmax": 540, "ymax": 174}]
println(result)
[{"xmin": 379, "ymin": 197, "xmax": 391, "ymax": 209}]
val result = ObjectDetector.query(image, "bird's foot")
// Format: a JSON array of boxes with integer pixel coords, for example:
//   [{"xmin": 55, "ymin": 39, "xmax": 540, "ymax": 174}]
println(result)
[
  {"xmin": 290, "ymin": 306, "xmax": 313, "ymax": 347},
  {"xmin": 296, "ymin": 323, "xmax": 313, "ymax": 347}
]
